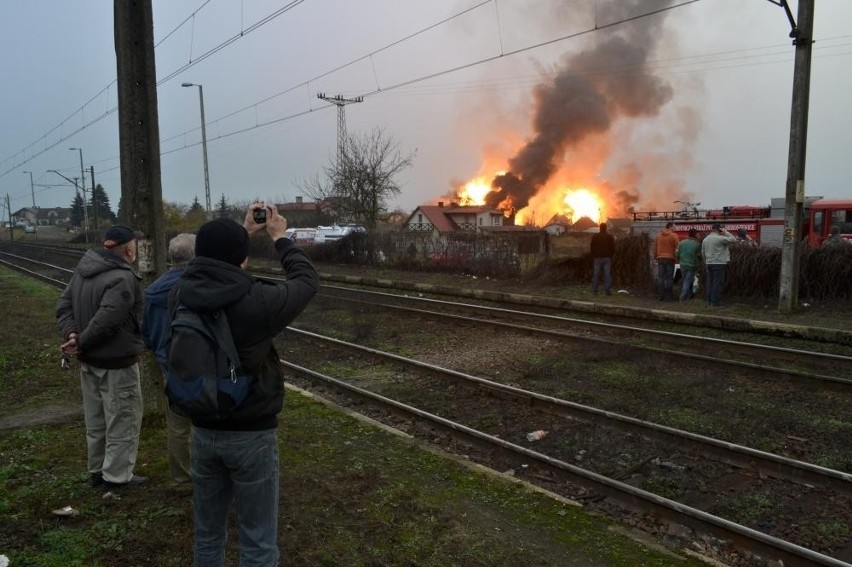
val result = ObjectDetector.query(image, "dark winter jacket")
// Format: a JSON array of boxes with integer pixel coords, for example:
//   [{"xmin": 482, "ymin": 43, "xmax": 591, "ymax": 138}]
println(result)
[
  {"xmin": 173, "ymin": 237, "xmax": 318, "ymax": 431},
  {"xmin": 590, "ymin": 230, "xmax": 615, "ymax": 258},
  {"xmin": 56, "ymin": 248, "xmax": 144, "ymax": 369},
  {"xmin": 142, "ymin": 267, "xmax": 184, "ymax": 369}
]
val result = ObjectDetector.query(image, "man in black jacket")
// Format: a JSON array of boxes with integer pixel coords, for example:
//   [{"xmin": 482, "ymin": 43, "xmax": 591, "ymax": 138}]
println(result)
[
  {"xmin": 590, "ymin": 222, "xmax": 615, "ymax": 296},
  {"xmin": 56, "ymin": 224, "xmax": 147, "ymax": 489},
  {"xmin": 174, "ymin": 204, "xmax": 318, "ymax": 566}
]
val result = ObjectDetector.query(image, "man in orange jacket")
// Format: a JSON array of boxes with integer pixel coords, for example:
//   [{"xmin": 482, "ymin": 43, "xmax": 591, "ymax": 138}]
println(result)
[{"xmin": 653, "ymin": 222, "xmax": 680, "ymax": 301}]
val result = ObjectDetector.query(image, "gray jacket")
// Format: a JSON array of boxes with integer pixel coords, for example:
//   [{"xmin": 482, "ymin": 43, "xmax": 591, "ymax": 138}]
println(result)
[{"xmin": 56, "ymin": 248, "xmax": 144, "ymax": 369}]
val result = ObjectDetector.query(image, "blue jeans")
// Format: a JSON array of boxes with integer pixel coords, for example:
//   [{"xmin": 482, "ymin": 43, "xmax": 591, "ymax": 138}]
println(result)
[
  {"xmin": 657, "ymin": 259, "xmax": 675, "ymax": 300},
  {"xmin": 192, "ymin": 428, "xmax": 280, "ymax": 567},
  {"xmin": 679, "ymin": 267, "xmax": 696, "ymax": 301},
  {"xmin": 706, "ymin": 264, "xmax": 727, "ymax": 306},
  {"xmin": 592, "ymin": 257, "xmax": 612, "ymax": 294}
]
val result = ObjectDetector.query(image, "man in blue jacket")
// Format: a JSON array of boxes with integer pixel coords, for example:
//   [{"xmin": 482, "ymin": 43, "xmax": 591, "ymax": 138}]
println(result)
[
  {"xmin": 142, "ymin": 233, "xmax": 196, "ymax": 489},
  {"xmin": 175, "ymin": 204, "xmax": 318, "ymax": 566}
]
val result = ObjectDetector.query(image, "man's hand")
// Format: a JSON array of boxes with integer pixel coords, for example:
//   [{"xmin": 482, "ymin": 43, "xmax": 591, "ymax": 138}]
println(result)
[
  {"xmin": 61, "ymin": 332, "xmax": 80, "ymax": 357},
  {"xmin": 266, "ymin": 206, "xmax": 287, "ymax": 241},
  {"xmin": 244, "ymin": 203, "xmax": 288, "ymax": 241},
  {"xmin": 245, "ymin": 202, "xmax": 269, "ymax": 236}
]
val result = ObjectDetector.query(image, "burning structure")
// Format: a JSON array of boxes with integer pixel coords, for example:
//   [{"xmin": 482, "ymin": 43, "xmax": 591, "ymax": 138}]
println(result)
[{"xmin": 450, "ymin": 0, "xmax": 692, "ymax": 227}]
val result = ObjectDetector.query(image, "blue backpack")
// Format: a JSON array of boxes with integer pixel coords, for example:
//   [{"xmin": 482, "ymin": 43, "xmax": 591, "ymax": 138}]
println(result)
[{"xmin": 165, "ymin": 293, "xmax": 251, "ymax": 421}]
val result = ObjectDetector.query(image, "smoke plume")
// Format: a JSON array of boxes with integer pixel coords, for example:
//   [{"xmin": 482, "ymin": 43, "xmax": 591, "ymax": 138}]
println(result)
[{"xmin": 487, "ymin": 0, "xmax": 676, "ymax": 213}]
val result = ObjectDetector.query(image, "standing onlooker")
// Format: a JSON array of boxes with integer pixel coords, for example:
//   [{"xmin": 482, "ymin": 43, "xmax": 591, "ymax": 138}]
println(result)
[
  {"xmin": 675, "ymin": 228, "xmax": 700, "ymax": 301},
  {"xmin": 176, "ymin": 205, "xmax": 318, "ymax": 566},
  {"xmin": 56, "ymin": 224, "xmax": 147, "ymax": 489},
  {"xmin": 590, "ymin": 222, "xmax": 615, "ymax": 296},
  {"xmin": 701, "ymin": 222, "xmax": 737, "ymax": 307},
  {"xmin": 823, "ymin": 226, "xmax": 847, "ymax": 247},
  {"xmin": 142, "ymin": 233, "xmax": 196, "ymax": 490},
  {"xmin": 653, "ymin": 222, "xmax": 680, "ymax": 301},
  {"xmin": 736, "ymin": 228, "xmax": 758, "ymax": 246}
]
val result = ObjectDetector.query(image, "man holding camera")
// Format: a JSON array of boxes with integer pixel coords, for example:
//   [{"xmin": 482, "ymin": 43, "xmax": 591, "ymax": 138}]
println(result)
[{"xmin": 173, "ymin": 203, "xmax": 318, "ymax": 566}]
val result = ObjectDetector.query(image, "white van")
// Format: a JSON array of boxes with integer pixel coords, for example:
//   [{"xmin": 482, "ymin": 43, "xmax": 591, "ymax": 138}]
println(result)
[{"xmin": 284, "ymin": 227, "xmax": 317, "ymax": 246}]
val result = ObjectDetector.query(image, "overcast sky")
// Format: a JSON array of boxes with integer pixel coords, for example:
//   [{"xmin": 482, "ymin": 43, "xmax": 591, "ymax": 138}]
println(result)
[{"xmin": 1, "ymin": 0, "xmax": 850, "ymax": 223}]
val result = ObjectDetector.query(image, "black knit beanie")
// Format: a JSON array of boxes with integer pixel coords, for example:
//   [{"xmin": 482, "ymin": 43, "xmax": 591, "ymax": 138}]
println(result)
[{"xmin": 195, "ymin": 218, "xmax": 250, "ymax": 266}]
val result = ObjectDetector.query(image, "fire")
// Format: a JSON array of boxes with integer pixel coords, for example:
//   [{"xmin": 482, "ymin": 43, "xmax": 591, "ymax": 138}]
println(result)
[
  {"xmin": 563, "ymin": 188, "xmax": 603, "ymax": 223},
  {"xmin": 457, "ymin": 177, "xmax": 491, "ymax": 206}
]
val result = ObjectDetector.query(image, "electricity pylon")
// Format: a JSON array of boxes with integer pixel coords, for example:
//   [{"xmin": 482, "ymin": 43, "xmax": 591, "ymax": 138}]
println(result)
[{"xmin": 317, "ymin": 93, "xmax": 363, "ymax": 171}]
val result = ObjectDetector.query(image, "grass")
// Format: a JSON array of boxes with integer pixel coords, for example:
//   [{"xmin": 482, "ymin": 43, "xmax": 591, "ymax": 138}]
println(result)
[{"xmin": 0, "ymin": 266, "xmax": 710, "ymax": 566}]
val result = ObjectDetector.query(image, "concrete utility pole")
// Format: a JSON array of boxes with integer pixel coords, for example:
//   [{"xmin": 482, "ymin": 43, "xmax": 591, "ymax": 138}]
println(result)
[
  {"xmin": 115, "ymin": 0, "xmax": 166, "ymax": 414},
  {"xmin": 90, "ymin": 166, "xmax": 100, "ymax": 233},
  {"xmin": 70, "ymin": 148, "xmax": 90, "ymax": 242},
  {"xmin": 114, "ymin": 0, "xmax": 165, "ymax": 278},
  {"xmin": 181, "ymin": 83, "xmax": 212, "ymax": 219},
  {"xmin": 23, "ymin": 171, "xmax": 35, "ymax": 208},
  {"xmin": 317, "ymin": 93, "xmax": 363, "ymax": 175},
  {"xmin": 776, "ymin": 0, "xmax": 814, "ymax": 313},
  {"xmin": 5, "ymin": 194, "xmax": 12, "ymax": 241}
]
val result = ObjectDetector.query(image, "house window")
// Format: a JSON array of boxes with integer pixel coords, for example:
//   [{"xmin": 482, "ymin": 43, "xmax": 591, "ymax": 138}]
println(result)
[
  {"xmin": 479, "ymin": 218, "xmax": 483, "ymax": 225},
  {"xmin": 492, "ymin": 216, "xmax": 501, "ymax": 226},
  {"xmin": 418, "ymin": 214, "xmax": 423, "ymax": 223}
]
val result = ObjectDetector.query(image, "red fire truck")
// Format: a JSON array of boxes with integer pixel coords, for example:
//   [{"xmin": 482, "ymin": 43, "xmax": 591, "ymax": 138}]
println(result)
[{"xmin": 631, "ymin": 197, "xmax": 852, "ymax": 246}]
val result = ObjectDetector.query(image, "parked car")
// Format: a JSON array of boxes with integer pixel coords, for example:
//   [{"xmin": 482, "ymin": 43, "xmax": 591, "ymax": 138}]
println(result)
[
  {"xmin": 24, "ymin": 225, "xmax": 36, "ymax": 234},
  {"xmin": 314, "ymin": 225, "xmax": 365, "ymax": 245}
]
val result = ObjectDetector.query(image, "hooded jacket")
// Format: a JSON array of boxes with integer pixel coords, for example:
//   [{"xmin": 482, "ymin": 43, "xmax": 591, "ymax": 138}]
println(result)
[
  {"xmin": 142, "ymin": 267, "xmax": 184, "ymax": 369},
  {"xmin": 653, "ymin": 228, "xmax": 680, "ymax": 261},
  {"xmin": 56, "ymin": 248, "xmax": 144, "ymax": 369},
  {"xmin": 173, "ymin": 237, "xmax": 318, "ymax": 431}
]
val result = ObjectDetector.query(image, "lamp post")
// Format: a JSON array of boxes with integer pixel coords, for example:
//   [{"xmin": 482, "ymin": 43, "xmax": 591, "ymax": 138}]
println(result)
[
  {"xmin": 181, "ymin": 82, "xmax": 212, "ymax": 218},
  {"xmin": 69, "ymin": 147, "xmax": 90, "ymax": 241}
]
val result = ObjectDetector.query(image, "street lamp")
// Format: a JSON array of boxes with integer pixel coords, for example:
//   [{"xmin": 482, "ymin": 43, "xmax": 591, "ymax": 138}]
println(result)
[
  {"xmin": 69, "ymin": 147, "xmax": 90, "ymax": 240},
  {"xmin": 181, "ymin": 82, "xmax": 212, "ymax": 218}
]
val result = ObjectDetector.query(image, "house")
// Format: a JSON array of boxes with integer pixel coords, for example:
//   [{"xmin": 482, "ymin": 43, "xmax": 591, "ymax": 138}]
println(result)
[
  {"xmin": 404, "ymin": 202, "xmax": 504, "ymax": 236},
  {"xmin": 36, "ymin": 207, "xmax": 72, "ymax": 226},
  {"xmin": 274, "ymin": 196, "xmax": 331, "ymax": 228},
  {"xmin": 543, "ymin": 213, "xmax": 572, "ymax": 235},
  {"xmin": 11, "ymin": 207, "xmax": 36, "ymax": 226}
]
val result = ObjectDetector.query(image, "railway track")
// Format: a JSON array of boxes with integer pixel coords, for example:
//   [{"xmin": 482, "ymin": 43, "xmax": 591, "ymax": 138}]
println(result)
[
  {"xmin": 313, "ymin": 284, "xmax": 852, "ymax": 387},
  {"xmin": 278, "ymin": 331, "xmax": 851, "ymax": 566},
  {"xmin": 4, "ymin": 243, "xmax": 851, "ymax": 565}
]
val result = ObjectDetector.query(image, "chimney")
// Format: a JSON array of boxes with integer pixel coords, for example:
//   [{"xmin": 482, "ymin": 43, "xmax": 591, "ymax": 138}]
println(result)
[
  {"xmin": 296, "ymin": 196, "xmax": 303, "ymax": 204},
  {"xmin": 438, "ymin": 201, "xmax": 444, "ymax": 207}
]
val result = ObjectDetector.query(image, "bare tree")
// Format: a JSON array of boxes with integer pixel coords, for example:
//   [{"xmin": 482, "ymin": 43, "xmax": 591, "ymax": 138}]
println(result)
[{"xmin": 301, "ymin": 128, "xmax": 415, "ymax": 231}]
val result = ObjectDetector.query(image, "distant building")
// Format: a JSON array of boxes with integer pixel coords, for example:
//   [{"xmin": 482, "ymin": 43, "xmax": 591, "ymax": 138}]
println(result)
[
  {"xmin": 273, "ymin": 196, "xmax": 332, "ymax": 228},
  {"xmin": 543, "ymin": 213, "xmax": 572, "ymax": 235},
  {"xmin": 404, "ymin": 202, "xmax": 505, "ymax": 236},
  {"xmin": 11, "ymin": 207, "xmax": 36, "ymax": 226},
  {"xmin": 36, "ymin": 207, "xmax": 72, "ymax": 226}
]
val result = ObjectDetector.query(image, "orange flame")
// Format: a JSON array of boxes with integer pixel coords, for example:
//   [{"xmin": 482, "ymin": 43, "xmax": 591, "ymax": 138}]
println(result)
[{"xmin": 458, "ymin": 172, "xmax": 606, "ymax": 226}]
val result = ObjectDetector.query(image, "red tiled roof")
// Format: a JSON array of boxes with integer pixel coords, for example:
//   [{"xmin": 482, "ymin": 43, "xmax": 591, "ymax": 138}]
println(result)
[{"xmin": 406, "ymin": 206, "xmax": 458, "ymax": 233}]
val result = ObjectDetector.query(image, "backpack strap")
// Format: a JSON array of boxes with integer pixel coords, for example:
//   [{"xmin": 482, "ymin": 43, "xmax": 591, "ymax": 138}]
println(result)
[{"xmin": 204, "ymin": 309, "xmax": 242, "ymax": 373}]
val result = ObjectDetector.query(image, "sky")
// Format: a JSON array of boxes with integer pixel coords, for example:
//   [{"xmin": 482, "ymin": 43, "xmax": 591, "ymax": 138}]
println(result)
[{"xmin": 0, "ymin": 0, "xmax": 850, "ymax": 224}]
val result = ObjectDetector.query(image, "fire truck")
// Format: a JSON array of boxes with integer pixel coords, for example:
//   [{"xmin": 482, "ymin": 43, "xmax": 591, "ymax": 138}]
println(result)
[{"xmin": 631, "ymin": 197, "xmax": 852, "ymax": 246}]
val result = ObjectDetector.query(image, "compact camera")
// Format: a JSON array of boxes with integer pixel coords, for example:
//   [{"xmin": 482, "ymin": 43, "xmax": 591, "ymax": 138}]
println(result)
[{"xmin": 253, "ymin": 208, "xmax": 267, "ymax": 223}]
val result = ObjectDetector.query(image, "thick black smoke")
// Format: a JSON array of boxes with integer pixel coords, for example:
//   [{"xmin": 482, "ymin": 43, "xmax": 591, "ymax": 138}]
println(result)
[{"xmin": 487, "ymin": 0, "xmax": 675, "ymax": 212}]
